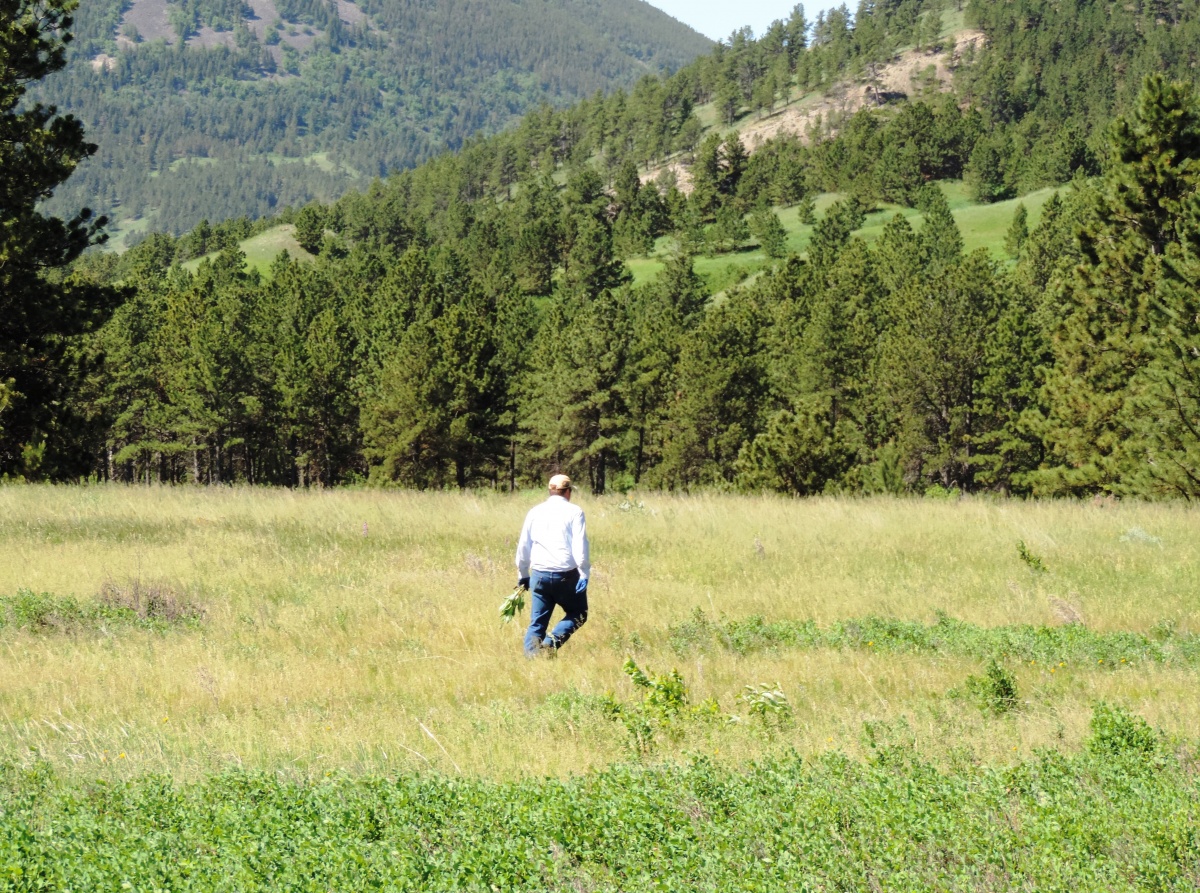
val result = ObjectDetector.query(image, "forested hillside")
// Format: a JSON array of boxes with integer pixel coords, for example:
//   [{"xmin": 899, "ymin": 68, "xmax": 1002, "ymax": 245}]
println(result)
[
  {"xmin": 31, "ymin": 0, "xmax": 711, "ymax": 236},
  {"xmin": 12, "ymin": 0, "xmax": 1200, "ymax": 500}
]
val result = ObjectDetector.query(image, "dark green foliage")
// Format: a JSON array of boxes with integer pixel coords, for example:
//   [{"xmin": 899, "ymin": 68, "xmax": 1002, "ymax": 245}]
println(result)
[
  {"xmin": 3, "ymin": 713, "xmax": 1198, "ymax": 891},
  {"xmin": 1004, "ymin": 202, "xmax": 1029, "ymax": 259},
  {"xmin": 654, "ymin": 289, "xmax": 769, "ymax": 488},
  {"xmin": 1088, "ymin": 702, "xmax": 1159, "ymax": 757},
  {"xmin": 748, "ymin": 207, "xmax": 788, "ymax": 258},
  {"xmin": 1037, "ymin": 77, "xmax": 1200, "ymax": 497},
  {"xmin": 293, "ymin": 204, "xmax": 327, "ymax": 255},
  {"xmin": 877, "ymin": 252, "xmax": 1000, "ymax": 490},
  {"xmin": 0, "ymin": 0, "xmax": 119, "ymax": 478},
  {"xmin": 964, "ymin": 659, "xmax": 1019, "ymax": 715},
  {"xmin": 363, "ymin": 290, "xmax": 507, "ymax": 488}
]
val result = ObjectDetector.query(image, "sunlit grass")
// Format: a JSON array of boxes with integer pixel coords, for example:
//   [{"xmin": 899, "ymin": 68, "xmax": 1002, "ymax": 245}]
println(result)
[
  {"xmin": 1, "ymin": 485, "xmax": 1196, "ymax": 781},
  {"xmin": 182, "ymin": 224, "xmax": 314, "ymax": 275},
  {"xmin": 627, "ymin": 182, "xmax": 1065, "ymax": 287}
]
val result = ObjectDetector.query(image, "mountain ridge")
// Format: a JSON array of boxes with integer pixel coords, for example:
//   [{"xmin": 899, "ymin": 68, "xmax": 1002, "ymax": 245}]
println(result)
[{"xmin": 36, "ymin": 0, "xmax": 712, "ymax": 236}]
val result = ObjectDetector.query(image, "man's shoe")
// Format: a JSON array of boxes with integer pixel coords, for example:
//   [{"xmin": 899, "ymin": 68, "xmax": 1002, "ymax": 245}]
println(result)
[{"xmin": 525, "ymin": 638, "xmax": 552, "ymax": 658}]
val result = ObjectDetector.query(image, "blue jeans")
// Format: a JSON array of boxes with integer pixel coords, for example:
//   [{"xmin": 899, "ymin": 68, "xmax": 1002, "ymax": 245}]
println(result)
[{"xmin": 525, "ymin": 569, "xmax": 588, "ymax": 655}]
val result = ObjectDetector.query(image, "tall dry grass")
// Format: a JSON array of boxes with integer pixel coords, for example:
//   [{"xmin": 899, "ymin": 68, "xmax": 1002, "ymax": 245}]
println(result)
[{"xmin": 1, "ymin": 484, "xmax": 1197, "ymax": 780}]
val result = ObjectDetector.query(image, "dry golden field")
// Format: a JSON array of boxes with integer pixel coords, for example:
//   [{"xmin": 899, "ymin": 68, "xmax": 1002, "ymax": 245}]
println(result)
[{"xmin": 1, "ymin": 484, "xmax": 1197, "ymax": 780}]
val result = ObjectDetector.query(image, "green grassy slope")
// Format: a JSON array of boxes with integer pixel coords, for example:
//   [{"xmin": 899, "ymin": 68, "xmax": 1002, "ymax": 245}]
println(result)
[
  {"xmin": 207, "ymin": 181, "xmax": 1060, "ymax": 288},
  {"xmin": 626, "ymin": 183, "xmax": 1063, "ymax": 290},
  {"xmin": 183, "ymin": 225, "xmax": 313, "ymax": 275}
]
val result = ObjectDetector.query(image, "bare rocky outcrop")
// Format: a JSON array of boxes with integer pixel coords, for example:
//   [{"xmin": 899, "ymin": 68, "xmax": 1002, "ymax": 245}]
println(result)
[{"xmin": 644, "ymin": 30, "xmax": 987, "ymax": 194}]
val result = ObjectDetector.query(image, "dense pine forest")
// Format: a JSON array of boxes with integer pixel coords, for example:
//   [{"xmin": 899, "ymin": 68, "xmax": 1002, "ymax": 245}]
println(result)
[
  {"xmin": 8, "ymin": 0, "xmax": 1200, "ymax": 499},
  {"xmin": 32, "ymin": 0, "xmax": 712, "ymax": 236}
]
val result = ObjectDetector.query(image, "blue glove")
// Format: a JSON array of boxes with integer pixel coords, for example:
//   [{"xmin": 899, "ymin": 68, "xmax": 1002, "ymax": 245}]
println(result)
[
  {"xmin": 518, "ymin": 577, "xmax": 530, "ymax": 590},
  {"xmin": 575, "ymin": 577, "xmax": 588, "ymax": 595}
]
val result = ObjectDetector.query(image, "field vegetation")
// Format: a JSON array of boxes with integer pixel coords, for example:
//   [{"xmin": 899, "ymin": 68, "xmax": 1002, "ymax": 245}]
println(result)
[
  {"xmin": 3, "ymin": 485, "xmax": 1199, "ymax": 888},
  {"xmin": 3, "ymin": 485, "xmax": 1197, "ymax": 781}
]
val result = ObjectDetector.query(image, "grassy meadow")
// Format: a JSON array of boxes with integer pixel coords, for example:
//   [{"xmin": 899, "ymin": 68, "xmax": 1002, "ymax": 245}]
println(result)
[{"xmin": 2, "ymin": 484, "xmax": 1197, "ymax": 783}]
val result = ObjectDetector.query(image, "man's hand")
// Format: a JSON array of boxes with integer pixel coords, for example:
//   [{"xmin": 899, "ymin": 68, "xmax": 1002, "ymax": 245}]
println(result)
[
  {"xmin": 575, "ymin": 577, "xmax": 588, "ymax": 595},
  {"xmin": 518, "ymin": 577, "xmax": 530, "ymax": 590}
]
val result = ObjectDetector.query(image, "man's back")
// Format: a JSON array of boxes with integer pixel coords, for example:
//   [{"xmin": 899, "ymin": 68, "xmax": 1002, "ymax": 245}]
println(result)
[{"xmin": 517, "ymin": 494, "xmax": 589, "ymax": 577}]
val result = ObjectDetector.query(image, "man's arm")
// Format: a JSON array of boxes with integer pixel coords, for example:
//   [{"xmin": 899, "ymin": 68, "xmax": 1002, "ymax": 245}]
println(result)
[
  {"xmin": 572, "ymin": 510, "xmax": 590, "ymax": 581},
  {"xmin": 515, "ymin": 512, "xmax": 534, "ymax": 580}
]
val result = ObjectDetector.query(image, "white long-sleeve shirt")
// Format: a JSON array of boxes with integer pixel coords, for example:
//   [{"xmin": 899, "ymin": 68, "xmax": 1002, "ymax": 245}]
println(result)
[{"xmin": 515, "ymin": 495, "xmax": 590, "ymax": 581}]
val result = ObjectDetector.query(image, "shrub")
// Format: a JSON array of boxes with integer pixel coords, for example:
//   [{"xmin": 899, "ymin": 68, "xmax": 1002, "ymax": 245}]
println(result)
[
  {"xmin": 1088, "ymin": 702, "xmax": 1158, "ymax": 757},
  {"xmin": 964, "ymin": 659, "xmax": 1020, "ymax": 715}
]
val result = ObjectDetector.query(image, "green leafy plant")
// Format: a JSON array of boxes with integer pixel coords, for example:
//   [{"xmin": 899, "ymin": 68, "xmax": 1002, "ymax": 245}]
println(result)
[
  {"xmin": 1087, "ymin": 701, "xmax": 1158, "ymax": 757},
  {"xmin": 741, "ymin": 682, "xmax": 793, "ymax": 728},
  {"xmin": 1017, "ymin": 540, "xmax": 1048, "ymax": 573},
  {"xmin": 964, "ymin": 659, "xmax": 1019, "ymax": 715},
  {"xmin": 604, "ymin": 659, "xmax": 722, "ymax": 755}
]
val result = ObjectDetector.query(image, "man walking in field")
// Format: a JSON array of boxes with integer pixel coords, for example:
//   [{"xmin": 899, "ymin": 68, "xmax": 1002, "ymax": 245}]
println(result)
[{"xmin": 516, "ymin": 474, "xmax": 590, "ymax": 656}]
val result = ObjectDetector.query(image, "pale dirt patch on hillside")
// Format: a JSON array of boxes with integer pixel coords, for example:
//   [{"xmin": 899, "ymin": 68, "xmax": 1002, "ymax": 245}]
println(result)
[
  {"xmin": 187, "ymin": 27, "xmax": 237, "ymax": 49},
  {"xmin": 644, "ymin": 29, "xmax": 986, "ymax": 193},
  {"xmin": 739, "ymin": 29, "xmax": 985, "ymax": 150},
  {"xmin": 645, "ymin": 161, "xmax": 694, "ymax": 193},
  {"xmin": 116, "ymin": 0, "xmax": 175, "ymax": 46},
  {"xmin": 336, "ymin": 0, "xmax": 367, "ymax": 25},
  {"xmin": 101, "ymin": 0, "xmax": 355, "ymax": 66},
  {"xmin": 246, "ymin": 0, "xmax": 280, "ymax": 39}
]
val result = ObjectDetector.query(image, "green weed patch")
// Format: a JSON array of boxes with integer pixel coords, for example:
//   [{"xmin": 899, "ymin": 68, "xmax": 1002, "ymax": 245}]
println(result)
[
  {"xmin": 1, "ymin": 708, "xmax": 1195, "ymax": 891},
  {"xmin": 667, "ymin": 610, "xmax": 1200, "ymax": 667},
  {"xmin": 0, "ymin": 584, "xmax": 204, "ymax": 634}
]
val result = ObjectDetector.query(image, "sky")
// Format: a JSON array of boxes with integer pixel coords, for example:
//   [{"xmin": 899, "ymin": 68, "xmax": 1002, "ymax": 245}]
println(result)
[{"xmin": 646, "ymin": 0, "xmax": 842, "ymax": 42}]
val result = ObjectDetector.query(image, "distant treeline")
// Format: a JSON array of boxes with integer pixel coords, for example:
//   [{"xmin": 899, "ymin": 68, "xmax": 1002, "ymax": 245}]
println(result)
[
  {"xmin": 18, "ymin": 0, "xmax": 1200, "ymax": 499},
  {"xmin": 56, "ymin": 70, "xmax": 1200, "ymax": 500}
]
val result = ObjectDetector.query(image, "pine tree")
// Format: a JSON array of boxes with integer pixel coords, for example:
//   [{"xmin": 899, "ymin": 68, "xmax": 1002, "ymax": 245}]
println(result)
[
  {"xmin": 806, "ymin": 198, "xmax": 865, "ymax": 274},
  {"xmin": 655, "ymin": 289, "xmax": 768, "ymax": 487},
  {"xmin": 1037, "ymin": 77, "xmax": 1200, "ymax": 495},
  {"xmin": 877, "ymin": 253, "xmax": 1003, "ymax": 490},
  {"xmin": 1003, "ymin": 202, "xmax": 1029, "ymax": 260},
  {"xmin": 363, "ymin": 290, "xmax": 505, "ymax": 488},
  {"xmin": 749, "ymin": 207, "xmax": 789, "ymax": 258},
  {"xmin": 520, "ymin": 290, "xmax": 631, "ymax": 494},
  {"xmin": 0, "ymin": 0, "xmax": 116, "ymax": 477},
  {"xmin": 621, "ymin": 253, "xmax": 708, "ymax": 482},
  {"xmin": 742, "ymin": 239, "xmax": 881, "ymax": 493},
  {"xmin": 711, "ymin": 205, "xmax": 750, "ymax": 253},
  {"xmin": 689, "ymin": 134, "xmax": 724, "ymax": 218},
  {"xmin": 916, "ymin": 184, "xmax": 963, "ymax": 274}
]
